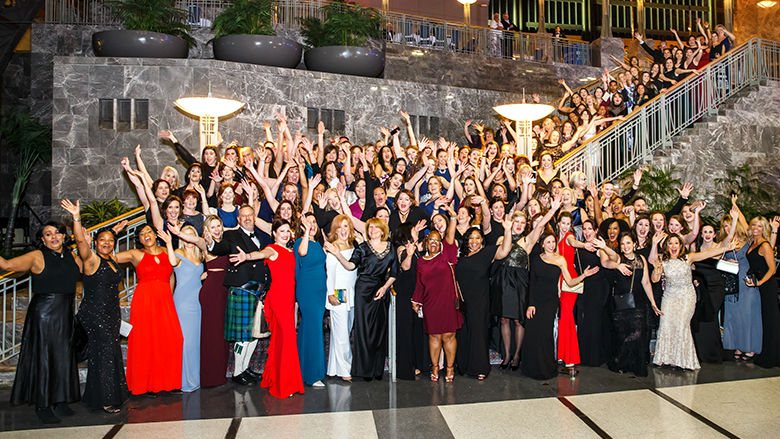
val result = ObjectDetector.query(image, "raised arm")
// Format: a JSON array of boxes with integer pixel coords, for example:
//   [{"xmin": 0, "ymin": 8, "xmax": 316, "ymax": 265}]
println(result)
[
  {"xmin": 61, "ymin": 199, "xmax": 94, "ymax": 264},
  {"xmin": 317, "ymin": 121, "xmax": 325, "ymax": 166},
  {"xmin": 524, "ymin": 195, "xmax": 561, "ymax": 252},
  {"xmin": 122, "ymin": 156, "xmax": 151, "ymax": 210},
  {"xmin": 463, "ymin": 120, "xmax": 474, "ymax": 145},
  {"xmin": 157, "ymin": 230, "xmax": 180, "ymax": 267},
  {"xmin": 168, "ymin": 222, "xmax": 208, "ymax": 254},
  {"xmin": 160, "ymin": 130, "xmax": 197, "ymax": 167},
  {"xmin": 323, "ymin": 240, "xmax": 356, "ymax": 271},
  {"xmin": 400, "ymin": 110, "xmax": 417, "ymax": 147},
  {"xmin": 670, "ymin": 28, "xmax": 684, "ymax": 50},
  {"xmin": 134, "ymin": 145, "xmax": 154, "ymax": 187},
  {"xmin": 494, "ymin": 217, "xmax": 514, "ymax": 260}
]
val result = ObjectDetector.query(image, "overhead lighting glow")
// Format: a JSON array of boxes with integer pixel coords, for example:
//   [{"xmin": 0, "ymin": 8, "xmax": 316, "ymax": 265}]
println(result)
[
  {"xmin": 494, "ymin": 103, "xmax": 554, "ymax": 122},
  {"xmin": 757, "ymin": 0, "xmax": 776, "ymax": 7},
  {"xmin": 175, "ymin": 95, "xmax": 245, "ymax": 118}
]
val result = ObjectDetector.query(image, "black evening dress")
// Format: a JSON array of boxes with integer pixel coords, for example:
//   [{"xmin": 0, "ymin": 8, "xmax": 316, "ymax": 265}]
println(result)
[
  {"xmin": 394, "ymin": 249, "xmax": 428, "ymax": 380},
  {"xmin": 575, "ymin": 248, "xmax": 611, "ymax": 366},
  {"xmin": 79, "ymin": 256, "xmax": 130, "ymax": 409},
  {"xmin": 456, "ymin": 245, "xmax": 497, "ymax": 377},
  {"xmin": 349, "ymin": 242, "xmax": 398, "ymax": 379},
  {"xmin": 490, "ymin": 235, "xmax": 529, "ymax": 321},
  {"xmin": 11, "ymin": 249, "xmax": 81, "ymax": 408},
  {"xmin": 521, "ymin": 255, "xmax": 561, "ymax": 380},
  {"xmin": 749, "ymin": 242, "xmax": 780, "ymax": 368},
  {"xmin": 606, "ymin": 257, "xmax": 650, "ymax": 377},
  {"xmin": 691, "ymin": 256, "xmax": 725, "ymax": 363}
]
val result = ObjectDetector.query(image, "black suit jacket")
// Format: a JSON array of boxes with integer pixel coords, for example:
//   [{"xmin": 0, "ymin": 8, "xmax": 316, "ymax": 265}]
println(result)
[{"xmin": 211, "ymin": 227, "xmax": 270, "ymax": 288}]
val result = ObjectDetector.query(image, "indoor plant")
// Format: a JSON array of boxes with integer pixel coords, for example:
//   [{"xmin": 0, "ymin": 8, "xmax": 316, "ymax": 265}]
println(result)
[
  {"xmin": 92, "ymin": 0, "xmax": 195, "ymax": 58},
  {"xmin": 211, "ymin": 0, "xmax": 302, "ymax": 68},
  {"xmin": 300, "ymin": 0, "xmax": 385, "ymax": 77}
]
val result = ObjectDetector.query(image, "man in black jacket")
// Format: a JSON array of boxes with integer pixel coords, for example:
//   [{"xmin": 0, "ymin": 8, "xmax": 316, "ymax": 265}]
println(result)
[{"xmin": 210, "ymin": 205, "xmax": 269, "ymax": 385}]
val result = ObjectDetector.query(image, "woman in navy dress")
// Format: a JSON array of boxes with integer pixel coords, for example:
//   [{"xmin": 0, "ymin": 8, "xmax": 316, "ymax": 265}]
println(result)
[{"xmin": 295, "ymin": 213, "xmax": 328, "ymax": 386}]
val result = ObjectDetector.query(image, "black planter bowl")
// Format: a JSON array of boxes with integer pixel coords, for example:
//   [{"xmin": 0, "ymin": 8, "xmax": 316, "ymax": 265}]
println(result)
[
  {"xmin": 92, "ymin": 30, "xmax": 188, "ymax": 58},
  {"xmin": 213, "ymin": 35, "xmax": 302, "ymax": 68},
  {"xmin": 304, "ymin": 45, "xmax": 385, "ymax": 77}
]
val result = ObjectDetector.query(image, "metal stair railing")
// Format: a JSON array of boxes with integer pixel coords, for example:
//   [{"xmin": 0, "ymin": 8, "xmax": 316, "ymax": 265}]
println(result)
[{"xmin": 554, "ymin": 38, "xmax": 779, "ymax": 184}]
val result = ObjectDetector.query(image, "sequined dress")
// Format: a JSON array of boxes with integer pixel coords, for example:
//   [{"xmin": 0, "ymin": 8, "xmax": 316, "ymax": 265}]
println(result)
[
  {"xmin": 653, "ymin": 257, "xmax": 700, "ymax": 370},
  {"xmin": 490, "ymin": 235, "xmax": 530, "ymax": 321}
]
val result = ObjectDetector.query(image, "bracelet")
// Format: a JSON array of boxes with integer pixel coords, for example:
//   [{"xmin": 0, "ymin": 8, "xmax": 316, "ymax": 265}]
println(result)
[
  {"xmin": 772, "ymin": 231, "xmax": 778, "ymax": 234},
  {"xmin": 73, "ymin": 217, "xmax": 81, "ymax": 223}
]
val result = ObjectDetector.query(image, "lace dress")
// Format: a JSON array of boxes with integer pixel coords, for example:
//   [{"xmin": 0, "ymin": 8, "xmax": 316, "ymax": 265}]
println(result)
[{"xmin": 653, "ymin": 257, "xmax": 700, "ymax": 370}]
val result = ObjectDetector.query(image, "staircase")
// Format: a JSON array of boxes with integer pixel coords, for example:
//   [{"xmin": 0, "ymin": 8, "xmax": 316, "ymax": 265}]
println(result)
[{"xmin": 0, "ymin": 0, "xmax": 45, "ymax": 73}]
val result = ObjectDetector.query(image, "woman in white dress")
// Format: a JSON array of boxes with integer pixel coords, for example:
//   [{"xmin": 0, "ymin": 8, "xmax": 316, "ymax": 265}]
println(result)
[
  {"xmin": 323, "ymin": 215, "xmax": 358, "ymax": 382},
  {"xmin": 649, "ymin": 232, "xmax": 733, "ymax": 369}
]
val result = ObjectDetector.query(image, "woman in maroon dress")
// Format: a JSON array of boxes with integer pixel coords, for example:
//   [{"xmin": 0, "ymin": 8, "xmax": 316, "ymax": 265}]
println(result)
[
  {"xmin": 412, "ymin": 215, "xmax": 462, "ymax": 383},
  {"xmin": 229, "ymin": 219, "xmax": 304, "ymax": 399}
]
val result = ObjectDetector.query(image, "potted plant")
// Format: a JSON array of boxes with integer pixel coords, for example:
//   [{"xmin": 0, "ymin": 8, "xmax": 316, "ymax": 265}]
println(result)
[
  {"xmin": 300, "ymin": 0, "xmax": 385, "ymax": 77},
  {"xmin": 92, "ymin": 0, "xmax": 195, "ymax": 58},
  {"xmin": 211, "ymin": 0, "xmax": 302, "ymax": 68}
]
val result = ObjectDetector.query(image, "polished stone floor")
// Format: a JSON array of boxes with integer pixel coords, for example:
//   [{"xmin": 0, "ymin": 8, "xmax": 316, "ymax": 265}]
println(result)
[{"xmin": 1, "ymin": 361, "xmax": 780, "ymax": 438}]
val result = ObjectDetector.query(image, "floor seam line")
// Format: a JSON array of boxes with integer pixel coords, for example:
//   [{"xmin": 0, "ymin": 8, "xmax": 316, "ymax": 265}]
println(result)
[
  {"xmin": 557, "ymin": 396, "xmax": 613, "ymax": 439},
  {"xmin": 102, "ymin": 423, "xmax": 124, "ymax": 439},
  {"xmin": 225, "ymin": 417, "xmax": 242, "ymax": 439},
  {"xmin": 648, "ymin": 388, "xmax": 741, "ymax": 439}
]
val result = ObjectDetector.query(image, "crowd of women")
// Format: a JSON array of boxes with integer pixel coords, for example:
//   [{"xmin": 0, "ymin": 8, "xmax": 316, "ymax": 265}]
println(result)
[{"xmin": 4, "ymin": 79, "xmax": 778, "ymax": 423}]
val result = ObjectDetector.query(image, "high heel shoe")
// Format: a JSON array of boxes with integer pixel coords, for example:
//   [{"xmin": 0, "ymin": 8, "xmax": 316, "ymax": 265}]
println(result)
[
  {"xmin": 510, "ymin": 357, "xmax": 520, "ymax": 371},
  {"xmin": 430, "ymin": 372, "xmax": 439, "ymax": 382},
  {"xmin": 445, "ymin": 366, "xmax": 455, "ymax": 383},
  {"xmin": 499, "ymin": 358, "xmax": 510, "ymax": 370}
]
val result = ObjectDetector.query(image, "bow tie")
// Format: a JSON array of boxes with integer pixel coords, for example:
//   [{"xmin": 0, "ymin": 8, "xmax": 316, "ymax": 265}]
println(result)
[{"xmin": 247, "ymin": 232, "xmax": 255, "ymax": 239}]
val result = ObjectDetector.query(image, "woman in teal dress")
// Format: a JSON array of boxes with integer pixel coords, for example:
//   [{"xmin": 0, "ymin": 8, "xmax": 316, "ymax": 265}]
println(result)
[{"xmin": 295, "ymin": 213, "xmax": 328, "ymax": 386}]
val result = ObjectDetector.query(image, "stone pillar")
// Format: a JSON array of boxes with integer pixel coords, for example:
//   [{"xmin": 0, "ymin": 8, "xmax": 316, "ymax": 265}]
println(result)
[
  {"xmin": 723, "ymin": 0, "xmax": 733, "ymax": 31},
  {"xmin": 636, "ymin": 0, "xmax": 645, "ymax": 37},
  {"xmin": 601, "ymin": 0, "xmax": 612, "ymax": 38},
  {"xmin": 537, "ymin": 0, "xmax": 546, "ymax": 33},
  {"xmin": 591, "ymin": 37, "xmax": 624, "ymax": 69}
]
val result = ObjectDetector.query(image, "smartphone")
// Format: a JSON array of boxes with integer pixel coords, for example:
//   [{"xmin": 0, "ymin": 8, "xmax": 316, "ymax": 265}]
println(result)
[{"xmin": 530, "ymin": 170, "xmax": 537, "ymax": 183}]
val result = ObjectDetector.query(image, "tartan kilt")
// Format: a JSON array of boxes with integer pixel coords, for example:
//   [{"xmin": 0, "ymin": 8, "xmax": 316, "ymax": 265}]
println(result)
[{"xmin": 225, "ymin": 287, "xmax": 258, "ymax": 342}]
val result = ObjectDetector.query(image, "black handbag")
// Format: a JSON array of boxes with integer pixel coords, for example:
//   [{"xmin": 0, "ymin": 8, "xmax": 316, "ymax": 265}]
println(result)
[{"xmin": 612, "ymin": 264, "xmax": 637, "ymax": 311}]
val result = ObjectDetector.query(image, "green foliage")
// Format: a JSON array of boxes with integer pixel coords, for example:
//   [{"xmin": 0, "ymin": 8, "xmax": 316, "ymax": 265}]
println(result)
[
  {"xmin": 714, "ymin": 163, "xmax": 777, "ymax": 220},
  {"xmin": 300, "ymin": 0, "xmax": 383, "ymax": 48},
  {"xmin": 620, "ymin": 165, "xmax": 681, "ymax": 212},
  {"xmin": 80, "ymin": 198, "xmax": 134, "ymax": 228},
  {"xmin": 107, "ymin": 0, "xmax": 196, "ymax": 48},
  {"xmin": 212, "ymin": 0, "xmax": 275, "ymax": 39}
]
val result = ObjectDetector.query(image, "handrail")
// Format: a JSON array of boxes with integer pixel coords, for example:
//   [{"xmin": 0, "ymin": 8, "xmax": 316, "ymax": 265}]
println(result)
[{"xmin": 554, "ymin": 37, "xmax": 776, "ymax": 184}]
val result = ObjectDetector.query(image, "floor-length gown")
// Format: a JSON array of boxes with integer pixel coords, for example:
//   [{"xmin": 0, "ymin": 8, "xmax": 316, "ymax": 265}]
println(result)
[
  {"xmin": 455, "ymin": 245, "xmax": 497, "ymax": 377},
  {"xmin": 199, "ymin": 256, "xmax": 229, "ymax": 387},
  {"xmin": 174, "ymin": 257, "xmax": 204, "ymax": 392},
  {"xmin": 607, "ymin": 257, "xmax": 650, "ymax": 376},
  {"xmin": 326, "ymin": 248, "xmax": 358, "ymax": 378},
  {"xmin": 350, "ymin": 241, "xmax": 398, "ymax": 379},
  {"xmin": 295, "ymin": 238, "xmax": 327, "ymax": 385},
  {"xmin": 557, "ymin": 233, "xmax": 580, "ymax": 365},
  {"xmin": 691, "ymin": 257, "xmax": 725, "ymax": 363},
  {"xmin": 722, "ymin": 244, "xmax": 763, "ymax": 354},
  {"xmin": 126, "ymin": 252, "xmax": 184, "ymax": 395},
  {"xmin": 260, "ymin": 244, "xmax": 305, "ymax": 398},
  {"xmin": 521, "ymin": 255, "xmax": 561, "ymax": 380},
  {"xmin": 11, "ymin": 249, "xmax": 81, "ymax": 408},
  {"xmin": 80, "ymin": 257, "xmax": 129, "ymax": 409},
  {"xmin": 750, "ymin": 242, "xmax": 780, "ymax": 368},
  {"xmin": 412, "ymin": 242, "xmax": 462, "ymax": 335},
  {"xmin": 576, "ymin": 248, "xmax": 610, "ymax": 366},
  {"xmin": 490, "ymin": 235, "xmax": 529, "ymax": 321},
  {"xmin": 394, "ymin": 248, "xmax": 427, "ymax": 380},
  {"xmin": 653, "ymin": 257, "xmax": 700, "ymax": 370}
]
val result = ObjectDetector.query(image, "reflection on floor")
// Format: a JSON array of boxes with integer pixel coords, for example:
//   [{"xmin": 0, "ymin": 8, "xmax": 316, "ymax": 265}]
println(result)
[{"xmin": 1, "ymin": 362, "xmax": 779, "ymax": 438}]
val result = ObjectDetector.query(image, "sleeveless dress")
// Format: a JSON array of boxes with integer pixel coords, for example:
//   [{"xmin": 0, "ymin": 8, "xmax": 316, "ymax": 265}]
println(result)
[
  {"xmin": 749, "ymin": 242, "xmax": 780, "ymax": 368},
  {"xmin": 557, "ymin": 233, "xmax": 580, "ymax": 365},
  {"xmin": 294, "ymin": 238, "xmax": 327, "ymax": 385},
  {"xmin": 653, "ymin": 257, "xmax": 700, "ymax": 370},
  {"xmin": 722, "ymin": 243, "xmax": 763, "ymax": 354},
  {"xmin": 199, "ymin": 255, "xmax": 229, "ymax": 387},
  {"xmin": 11, "ymin": 249, "xmax": 81, "ymax": 408},
  {"xmin": 173, "ymin": 257, "xmax": 204, "ymax": 392},
  {"xmin": 260, "ymin": 244, "xmax": 305, "ymax": 398},
  {"xmin": 455, "ymin": 245, "xmax": 497, "ymax": 377},
  {"xmin": 490, "ymin": 235, "xmax": 530, "ymax": 321},
  {"xmin": 691, "ymin": 256, "xmax": 726, "ymax": 363},
  {"xmin": 576, "ymin": 248, "xmax": 610, "ymax": 367},
  {"xmin": 394, "ymin": 248, "xmax": 427, "ymax": 379},
  {"xmin": 412, "ymin": 242, "xmax": 462, "ymax": 334},
  {"xmin": 607, "ymin": 256, "xmax": 650, "ymax": 376},
  {"xmin": 80, "ymin": 257, "xmax": 129, "ymax": 409},
  {"xmin": 126, "ymin": 252, "xmax": 184, "ymax": 394},
  {"xmin": 521, "ymin": 254, "xmax": 561, "ymax": 380}
]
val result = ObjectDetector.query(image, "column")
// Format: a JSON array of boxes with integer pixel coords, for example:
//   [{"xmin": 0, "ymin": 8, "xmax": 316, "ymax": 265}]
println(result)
[{"xmin": 601, "ymin": 0, "xmax": 612, "ymax": 38}]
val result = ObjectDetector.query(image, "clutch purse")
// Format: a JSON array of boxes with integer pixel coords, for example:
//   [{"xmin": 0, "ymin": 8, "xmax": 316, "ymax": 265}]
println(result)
[
  {"xmin": 333, "ymin": 288, "xmax": 347, "ymax": 304},
  {"xmin": 716, "ymin": 251, "xmax": 739, "ymax": 275}
]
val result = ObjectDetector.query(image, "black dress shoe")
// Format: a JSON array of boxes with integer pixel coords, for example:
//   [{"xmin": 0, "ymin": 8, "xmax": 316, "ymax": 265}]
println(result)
[
  {"xmin": 244, "ymin": 369, "xmax": 262, "ymax": 382},
  {"xmin": 53, "ymin": 403, "xmax": 75, "ymax": 417},
  {"xmin": 232, "ymin": 373, "xmax": 254, "ymax": 386},
  {"xmin": 35, "ymin": 407, "xmax": 61, "ymax": 424}
]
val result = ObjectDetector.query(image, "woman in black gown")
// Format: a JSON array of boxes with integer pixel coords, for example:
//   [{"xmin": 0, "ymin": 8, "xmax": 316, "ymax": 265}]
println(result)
[
  {"xmin": 747, "ymin": 217, "xmax": 780, "ymax": 368},
  {"xmin": 455, "ymin": 219, "xmax": 513, "ymax": 379},
  {"xmin": 393, "ymin": 223, "xmax": 428, "ymax": 380},
  {"xmin": 326, "ymin": 218, "xmax": 398, "ymax": 380},
  {"xmin": 576, "ymin": 220, "xmax": 616, "ymax": 367},
  {"xmin": 523, "ymin": 233, "xmax": 598, "ymax": 380},
  {"xmin": 602, "ymin": 232, "xmax": 662, "ymax": 376},
  {"xmin": 62, "ymin": 200, "xmax": 129, "ymax": 413},
  {"xmin": 5, "ymin": 221, "xmax": 82, "ymax": 424}
]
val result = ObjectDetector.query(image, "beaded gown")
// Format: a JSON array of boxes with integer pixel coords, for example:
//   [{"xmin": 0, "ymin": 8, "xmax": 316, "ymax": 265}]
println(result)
[
  {"xmin": 80, "ymin": 257, "xmax": 129, "ymax": 409},
  {"xmin": 653, "ymin": 257, "xmax": 700, "ymax": 370},
  {"xmin": 607, "ymin": 257, "xmax": 650, "ymax": 376}
]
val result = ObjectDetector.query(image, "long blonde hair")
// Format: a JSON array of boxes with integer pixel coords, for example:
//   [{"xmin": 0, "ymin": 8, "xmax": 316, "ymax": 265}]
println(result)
[
  {"xmin": 178, "ymin": 225, "xmax": 203, "ymax": 261},
  {"xmin": 749, "ymin": 216, "xmax": 772, "ymax": 243}
]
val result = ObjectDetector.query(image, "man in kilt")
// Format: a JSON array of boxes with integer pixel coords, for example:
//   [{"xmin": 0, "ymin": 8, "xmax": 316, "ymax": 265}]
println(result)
[{"xmin": 210, "ymin": 205, "xmax": 270, "ymax": 385}]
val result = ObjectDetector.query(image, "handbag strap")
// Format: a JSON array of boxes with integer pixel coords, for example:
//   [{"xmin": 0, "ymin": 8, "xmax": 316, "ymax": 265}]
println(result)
[
  {"xmin": 614, "ymin": 258, "xmax": 637, "ymax": 296},
  {"xmin": 448, "ymin": 262, "xmax": 463, "ymax": 300}
]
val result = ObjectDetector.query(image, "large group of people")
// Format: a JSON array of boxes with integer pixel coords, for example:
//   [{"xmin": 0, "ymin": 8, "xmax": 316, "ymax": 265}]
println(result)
[{"xmin": 4, "ymin": 22, "xmax": 776, "ymax": 425}]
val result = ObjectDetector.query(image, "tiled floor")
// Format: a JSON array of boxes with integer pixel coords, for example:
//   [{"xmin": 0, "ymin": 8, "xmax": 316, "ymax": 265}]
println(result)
[{"xmin": 2, "ymin": 362, "xmax": 780, "ymax": 438}]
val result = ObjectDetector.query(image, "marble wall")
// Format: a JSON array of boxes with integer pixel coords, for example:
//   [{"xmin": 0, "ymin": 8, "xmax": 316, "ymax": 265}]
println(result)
[
  {"xmin": 734, "ymin": 0, "xmax": 780, "ymax": 43},
  {"xmin": 50, "ymin": 57, "xmax": 528, "ymax": 207}
]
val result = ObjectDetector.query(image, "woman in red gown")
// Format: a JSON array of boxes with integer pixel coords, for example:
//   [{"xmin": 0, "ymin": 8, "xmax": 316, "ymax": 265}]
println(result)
[
  {"xmin": 230, "ymin": 219, "xmax": 304, "ymax": 399},
  {"xmin": 556, "ymin": 212, "xmax": 582, "ymax": 371},
  {"xmin": 116, "ymin": 224, "xmax": 183, "ymax": 395}
]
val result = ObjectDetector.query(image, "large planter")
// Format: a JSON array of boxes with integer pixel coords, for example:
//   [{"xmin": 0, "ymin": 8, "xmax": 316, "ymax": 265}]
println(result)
[
  {"xmin": 213, "ymin": 35, "xmax": 302, "ymax": 68},
  {"xmin": 304, "ymin": 45, "xmax": 385, "ymax": 77},
  {"xmin": 92, "ymin": 30, "xmax": 188, "ymax": 58}
]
